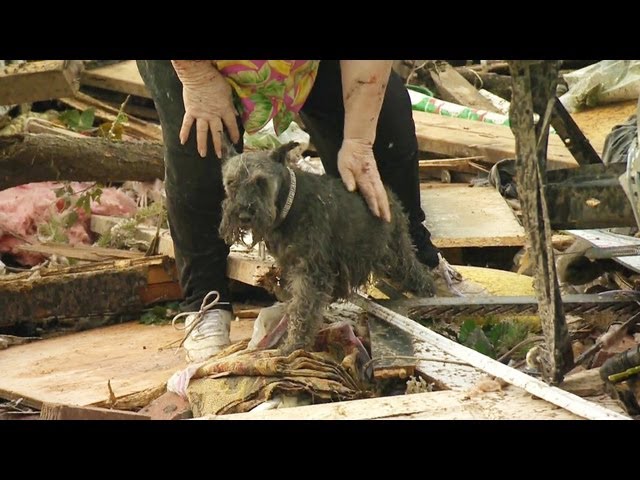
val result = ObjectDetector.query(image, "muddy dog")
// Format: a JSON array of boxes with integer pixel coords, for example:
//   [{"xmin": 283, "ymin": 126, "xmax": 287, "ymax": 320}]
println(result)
[{"xmin": 219, "ymin": 143, "xmax": 434, "ymax": 354}]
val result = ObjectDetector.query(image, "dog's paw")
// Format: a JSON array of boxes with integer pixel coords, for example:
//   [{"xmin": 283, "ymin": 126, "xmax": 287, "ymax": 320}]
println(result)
[{"xmin": 278, "ymin": 339, "xmax": 306, "ymax": 356}]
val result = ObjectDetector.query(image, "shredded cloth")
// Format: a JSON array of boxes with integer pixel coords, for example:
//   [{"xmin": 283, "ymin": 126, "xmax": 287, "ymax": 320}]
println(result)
[{"xmin": 168, "ymin": 321, "xmax": 373, "ymax": 416}]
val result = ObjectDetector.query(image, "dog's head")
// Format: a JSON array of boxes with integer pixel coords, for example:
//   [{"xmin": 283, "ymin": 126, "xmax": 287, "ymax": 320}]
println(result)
[{"xmin": 219, "ymin": 142, "xmax": 299, "ymax": 245}]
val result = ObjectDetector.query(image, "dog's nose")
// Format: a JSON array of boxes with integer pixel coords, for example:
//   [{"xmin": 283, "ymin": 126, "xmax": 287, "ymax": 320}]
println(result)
[{"xmin": 238, "ymin": 212, "xmax": 252, "ymax": 224}]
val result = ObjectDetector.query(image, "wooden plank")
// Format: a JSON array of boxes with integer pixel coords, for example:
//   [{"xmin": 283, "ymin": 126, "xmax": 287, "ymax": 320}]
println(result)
[
  {"xmin": 351, "ymin": 295, "xmax": 629, "ymax": 420},
  {"xmin": 81, "ymin": 60, "xmax": 151, "ymax": 99},
  {"xmin": 0, "ymin": 319, "xmax": 255, "ymax": 409},
  {"xmin": 91, "ymin": 215, "xmax": 278, "ymax": 287},
  {"xmin": 419, "ymin": 156, "xmax": 489, "ymax": 174},
  {"xmin": 571, "ymin": 99, "xmax": 637, "ymax": 154},
  {"xmin": 429, "ymin": 63, "xmax": 501, "ymax": 113},
  {"xmin": 40, "ymin": 403, "xmax": 150, "ymax": 420},
  {"xmin": 17, "ymin": 241, "xmax": 144, "ymax": 262},
  {"xmin": 0, "ymin": 60, "xmax": 82, "ymax": 105},
  {"xmin": 413, "ymin": 110, "xmax": 577, "ymax": 170},
  {"xmin": 204, "ymin": 386, "xmax": 581, "ymax": 420},
  {"xmin": 226, "ymin": 251, "xmax": 277, "ymax": 287},
  {"xmin": 420, "ymin": 184, "xmax": 526, "ymax": 248}
]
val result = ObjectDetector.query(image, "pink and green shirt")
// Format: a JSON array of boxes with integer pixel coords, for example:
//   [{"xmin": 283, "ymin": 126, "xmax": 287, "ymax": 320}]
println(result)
[{"xmin": 213, "ymin": 60, "xmax": 319, "ymax": 135}]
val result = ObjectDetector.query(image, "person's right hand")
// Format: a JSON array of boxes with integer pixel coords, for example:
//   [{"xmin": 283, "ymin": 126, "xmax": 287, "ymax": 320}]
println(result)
[{"xmin": 174, "ymin": 62, "xmax": 240, "ymax": 159}]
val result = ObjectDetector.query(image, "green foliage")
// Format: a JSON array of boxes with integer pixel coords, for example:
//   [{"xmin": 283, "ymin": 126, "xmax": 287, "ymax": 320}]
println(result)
[
  {"xmin": 139, "ymin": 302, "xmax": 180, "ymax": 325},
  {"xmin": 457, "ymin": 318, "xmax": 531, "ymax": 360},
  {"xmin": 41, "ymin": 182, "xmax": 105, "ymax": 242},
  {"xmin": 97, "ymin": 202, "xmax": 167, "ymax": 250},
  {"xmin": 59, "ymin": 108, "xmax": 96, "ymax": 132}
]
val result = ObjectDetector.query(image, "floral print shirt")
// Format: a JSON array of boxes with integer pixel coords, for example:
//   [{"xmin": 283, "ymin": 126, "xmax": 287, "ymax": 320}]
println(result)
[{"xmin": 213, "ymin": 60, "xmax": 319, "ymax": 135}]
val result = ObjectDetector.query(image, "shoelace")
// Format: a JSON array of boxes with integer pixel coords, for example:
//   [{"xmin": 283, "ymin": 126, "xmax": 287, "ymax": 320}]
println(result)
[{"xmin": 171, "ymin": 291, "xmax": 230, "ymax": 349}]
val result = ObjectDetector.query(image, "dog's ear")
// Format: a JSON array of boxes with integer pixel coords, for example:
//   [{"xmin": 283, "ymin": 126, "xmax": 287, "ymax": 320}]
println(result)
[
  {"xmin": 270, "ymin": 141, "xmax": 300, "ymax": 164},
  {"xmin": 219, "ymin": 132, "xmax": 240, "ymax": 164}
]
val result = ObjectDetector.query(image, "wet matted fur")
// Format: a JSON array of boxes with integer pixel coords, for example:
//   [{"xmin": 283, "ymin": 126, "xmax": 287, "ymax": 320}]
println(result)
[{"xmin": 220, "ymin": 143, "xmax": 434, "ymax": 353}]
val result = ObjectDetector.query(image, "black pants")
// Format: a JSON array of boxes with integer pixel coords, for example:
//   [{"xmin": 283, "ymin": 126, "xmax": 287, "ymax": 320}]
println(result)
[{"xmin": 137, "ymin": 60, "xmax": 440, "ymax": 311}]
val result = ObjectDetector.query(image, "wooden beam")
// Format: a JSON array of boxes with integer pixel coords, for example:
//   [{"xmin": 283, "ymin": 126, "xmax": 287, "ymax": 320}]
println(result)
[
  {"xmin": 81, "ymin": 60, "xmax": 151, "ymax": 99},
  {"xmin": 40, "ymin": 403, "xmax": 150, "ymax": 420},
  {"xmin": 203, "ymin": 386, "xmax": 581, "ymax": 420},
  {"xmin": 0, "ymin": 133, "xmax": 164, "ymax": 191},
  {"xmin": 429, "ymin": 63, "xmax": 501, "ymax": 113},
  {"xmin": 0, "ymin": 60, "xmax": 83, "ymax": 105},
  {"xmin": 0, "ymin": 256, "xmax": 181, "ymax": 328},
  {"xmin": 350, "ymin": 295, "xmax": 629, "ymax": 420},
  {"xmin": 418, "ymin": 156, "xmax": 489, "ymax": 174},
  {"xmin": 17, "ymin": 242, "xmax": 144, "ymax": 262},
  {"xmin": 413, "ymin": 110, "xmax": 577, "ymax": 170}
]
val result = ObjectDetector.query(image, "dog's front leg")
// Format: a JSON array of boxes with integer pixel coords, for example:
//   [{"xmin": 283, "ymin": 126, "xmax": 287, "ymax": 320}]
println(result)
[{"xmin": 280, "ymin": 262, "xmax": 333, "ymax": 355}]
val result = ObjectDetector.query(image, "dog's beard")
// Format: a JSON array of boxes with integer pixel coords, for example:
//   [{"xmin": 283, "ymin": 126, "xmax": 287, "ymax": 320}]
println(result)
[{"xmin": 219, "ymin": 197, "xmax": 278, "ymax": 247}]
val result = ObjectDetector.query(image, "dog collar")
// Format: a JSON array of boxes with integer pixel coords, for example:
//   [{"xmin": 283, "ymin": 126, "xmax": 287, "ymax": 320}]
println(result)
[{"xmin": 279, "ymin": 167, "xmax": 297, "ymax": 222}]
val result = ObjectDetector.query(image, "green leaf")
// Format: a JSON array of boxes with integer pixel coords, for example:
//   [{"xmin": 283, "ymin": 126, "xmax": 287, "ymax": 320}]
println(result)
[
  {"xmin": 88, "ymin": 187, "xmax": 103, "ymax": 203},
  {"xmin": 54, "ymin": 187, "xmax": 67, "ymax": 198},
  {"xmin": 75, "ymin": 194, "xmax": 91, "ymax": 214},
  {"xmin": 59, "ymin": 109, "xmax": 80, "ymax": 129},
  {"xmin": 62, "ymin": 210, "xmax": 78, "ymax": 228},
  {"xmin": 465, "ymin": 328, "xmax": 495, "ymax": 358},
  {"xmin": 78, "ymin": 108, "xmax": 95, "ymax": 131},
  {"xmin": 458, "ymin": 318, "xmax": 477, "ymax": 344}
]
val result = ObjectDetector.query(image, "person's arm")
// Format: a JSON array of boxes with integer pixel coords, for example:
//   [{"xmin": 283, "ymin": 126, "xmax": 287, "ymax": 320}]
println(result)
[
  {"xmin": 337, "ymin": 60, "xmax": 393, "ymax": 222},
  {"xmin": 171, "ymin": 60, "xmax": 240, "ymax": 158}
]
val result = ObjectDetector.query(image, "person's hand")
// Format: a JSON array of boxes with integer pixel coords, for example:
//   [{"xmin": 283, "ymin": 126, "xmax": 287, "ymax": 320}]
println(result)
[
  {"xmin": 337, "ymin": 139, "xmax": 391, "ymax": 222},
  {"xmin": 173, "ymin": 61, "xmax": 240, "ymax": 159}
]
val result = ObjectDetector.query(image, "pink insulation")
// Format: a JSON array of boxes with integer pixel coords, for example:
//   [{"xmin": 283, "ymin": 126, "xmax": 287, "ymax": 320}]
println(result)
[{"xmin": 0, "ymin": 182, "xmax": 138, "ymax": 266}]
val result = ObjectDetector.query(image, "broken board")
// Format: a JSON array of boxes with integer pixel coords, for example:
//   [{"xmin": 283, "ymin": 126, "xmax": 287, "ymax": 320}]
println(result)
[
  {"xmin": 91, "ymin": 215, "xmax": 278, "ymax": 287},
  {"xmin": 206, "ymin": 385, "xmax": 581, "ymax": 420},
  {"xmin": 0, "ymin": 319, "xmax": 254, "ymax": 409},
  {"xmin": 420, "ymin": 184, "xmax": 526, "ymax": 248},
  {"xmin": 413, "ymin": 110, "xmax": 577, "ymax": 170},
  {"xmin": 566, "ymin": 228, "xmax": 640, "ymax": 274},
  {"xmin": 81, "ymin": 60, "xmax": 151, "ymax": 99},
  {"xmin": 429, "ymin": 63, "xmax": 501, "ymax": 113},
  {"xmin": 0, "ymin": 61, "xmax": 82, "ymax": 105}
]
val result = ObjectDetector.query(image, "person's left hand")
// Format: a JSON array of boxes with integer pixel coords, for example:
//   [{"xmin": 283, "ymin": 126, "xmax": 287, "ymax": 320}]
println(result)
[{"xmin": 337, "ymin": 139, "xmax": 391, "ymax": 222}]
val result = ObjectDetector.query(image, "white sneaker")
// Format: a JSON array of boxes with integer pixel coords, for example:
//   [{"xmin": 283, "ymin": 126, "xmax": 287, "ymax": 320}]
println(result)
[{"xmin": 172, "ymin": 291, "xmax": 232, "ymax": 363}]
